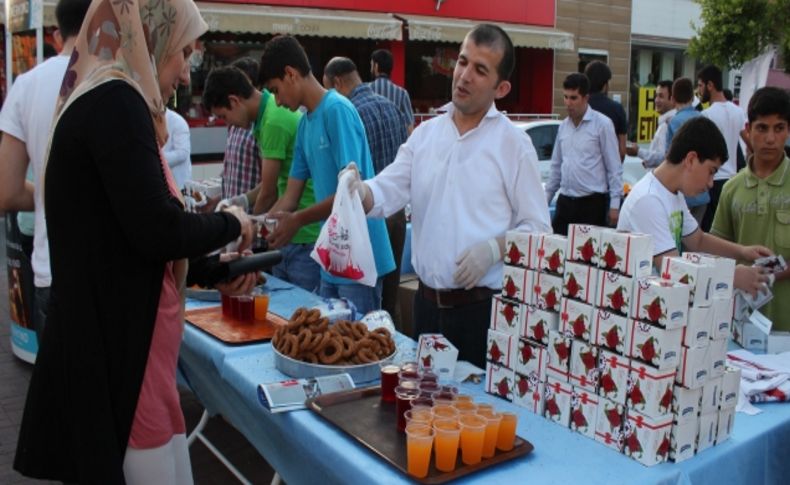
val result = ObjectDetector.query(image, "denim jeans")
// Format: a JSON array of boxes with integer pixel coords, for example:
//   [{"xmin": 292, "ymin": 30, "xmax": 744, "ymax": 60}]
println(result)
[
  {"xmin": 272, "ymin": 243, "xmax": 321, "ymax": 293},
  {"xmin": 318, "ymin": 277, "xmax": 384, "ymax": 316}
]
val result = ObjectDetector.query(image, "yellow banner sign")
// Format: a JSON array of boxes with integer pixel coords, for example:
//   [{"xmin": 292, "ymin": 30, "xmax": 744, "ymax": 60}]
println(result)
[{"xmin": 637, "ymin": 87, "xmax": 658, "ymax": 143}]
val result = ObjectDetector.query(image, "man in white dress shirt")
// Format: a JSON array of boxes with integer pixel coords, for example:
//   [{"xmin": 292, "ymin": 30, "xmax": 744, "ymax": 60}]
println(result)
[
  {"xmin": 545, "ymin": 73, "xmax": 623, "ymax": 235},
  {"xmin": 626, "ymin": 79, "xmax": 675, "ymax": 168},
  {"xmin": 347, "ymin": 24, "xmax": 551, "ymax": 367},
  {"xmin": 163, "ymin": 108, "xmax": 192, "ymax": 190}
]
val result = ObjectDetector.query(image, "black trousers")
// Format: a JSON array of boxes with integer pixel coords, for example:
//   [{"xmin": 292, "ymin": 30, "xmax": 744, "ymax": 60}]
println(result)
[
  {"xmin": 701, "ymin": 179, "xmax": 727, "ymax": 232},
  {"xmin": 552, "ymin": 193, "xmax": 609, "ymax": 236},
  {"xmin": 413, "ymin": 290, "xmax": 492, "ymax": 369}
]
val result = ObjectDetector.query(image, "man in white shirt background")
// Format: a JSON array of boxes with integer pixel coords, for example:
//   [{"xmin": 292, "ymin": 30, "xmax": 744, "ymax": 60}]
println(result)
[
  {"xmin": 163, "ymin": 108, "xmax": 192, "ymax": 190},
  {"xmin": 545, "ymin": 73, "xmax": 623, "ymax": 235},
  {"xmin": 349, "ymin": 24, "xmax": 551, "ymax": 367},
  {"xmin": 626, "ymin": 79, "xmax": 675, "ymax": 169}
]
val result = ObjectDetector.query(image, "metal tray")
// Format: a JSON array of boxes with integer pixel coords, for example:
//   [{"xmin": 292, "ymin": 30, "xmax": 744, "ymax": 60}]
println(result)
[{"xmin": 273, "ymin": 346, "xmax": 395, "ymax": 384}]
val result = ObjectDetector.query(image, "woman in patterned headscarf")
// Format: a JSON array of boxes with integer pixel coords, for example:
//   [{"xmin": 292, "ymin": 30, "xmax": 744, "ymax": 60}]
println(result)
[{"xmin": 14, "ymin": 0, "xmax": 253, "ymax": 482}]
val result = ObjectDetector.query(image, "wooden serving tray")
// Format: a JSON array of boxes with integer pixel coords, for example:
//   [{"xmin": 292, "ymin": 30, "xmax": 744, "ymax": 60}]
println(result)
[
  {"xmin": 185, "ymin": 305, "xmax": 288, "ymax": 344},
  {"xmin": 307, "ymin": 387, "xmax": 533, "ymax": 484}
]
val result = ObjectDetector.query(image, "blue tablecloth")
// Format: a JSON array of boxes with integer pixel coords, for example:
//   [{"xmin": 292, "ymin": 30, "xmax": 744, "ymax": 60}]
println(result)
[{"xmin": 179, "ymin": 277, "xmax": 790, "ymax": 485}]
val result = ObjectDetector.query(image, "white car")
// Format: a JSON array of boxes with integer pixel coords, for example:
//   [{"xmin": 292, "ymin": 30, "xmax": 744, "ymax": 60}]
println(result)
[{"xmin": 513, "ymin": 119, "xmax": 647, "ymax": 192}]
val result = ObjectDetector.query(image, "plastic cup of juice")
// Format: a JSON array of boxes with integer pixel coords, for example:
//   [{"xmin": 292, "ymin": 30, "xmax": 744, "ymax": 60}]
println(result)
[
  {"xmin": 458, "ymin": 414, "xmax": 486, "ymax": 465},
  {"xmin": 380, "ymin": 363, "xmax": 400, "ymax": 403},
  {"xmin": 477, "ymin": 409, "xmax": 502, "ymax": 458},
  {"xmin": 496, "ymin": 412, "xmax": 518, "ymax": 451},
  {"xmin": 395, "ymin": 386, "xmax": 420, "ymax": 432},
  {"xmin": 405, "ymin": 408, "xmax": 433, "ymax": 428},
  {"xmin": 455, "ymin": 394, "xmax": 473, "ymax": 403},
  {"xmin": 432, "ymin": 418, "xmax": 462, "ymax": 472},
  {"xmin": 453, "ymin": 400, "xmax": 478, "ymax": 415},
  {"xmin": 431, "ymin": 404, "xmax": 459, "ymax": 421},
  {"xmin": 475, "ymin": 403, "xmax": 494, "ymax": 415},
  {"xmin": 406, "ymin": 424, "xmax": 435, "ymax": 479},
  {"xmin": 253, "ymin": 291, "xmax": 269, "ymax": 321}
]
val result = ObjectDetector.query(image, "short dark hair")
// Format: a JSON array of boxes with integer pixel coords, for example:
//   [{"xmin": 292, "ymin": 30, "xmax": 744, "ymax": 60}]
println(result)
[
  {"xmin": 259, "ymin": 35, "xmax": 311, "ymax": 85},
  {"xmin": 584, "ymin": 60, "xmax": 611, "ymax": 93},
  {"xmin": 370, "ymin": 49, "xmax": 393, "ymax": 75},
  {"xmin": 747, "ymin": 86, "xmax": 790, "ymax": 124},
  {"xmin": 231, "ymin": 57, "xmax": 260, "ymax": 85},
  {"xmin": 324, "ymin": 57, "xmax": 357, "ymax": 81},
  {"xmin": 697, "ymin": 65, "xmax": 723, "ymax": 92},
  {"xmin": 657, "ymin": 80, "xmax": 673, "ymax": 94},
  {"xmin": 43, "ymin": 43, "xmax": 58, "ymax": 59},
  {"xmin": 563, "ymin": 73, "xmax": 590, "ymax": 96},
  {"xmin": 666, "ymin": 116, "xmax": 728, "ymax": 164},
  {"xmin": 55, "ymin": 0, "xmax": 91, "ymax": 39},
  {"xmin": 672, "ymin": 78, "xmax": 694, "ymax": 104},
  {"xmin": 723, "ymin": 88, "xmax": 734, "ymax": 101},
  {"xmin": 202, "ymin": 66, "xmax": 254, "ymax": 110},
  {"xmin": 467, "ymin": 24, "xmax": 515, "ymax": 82}
]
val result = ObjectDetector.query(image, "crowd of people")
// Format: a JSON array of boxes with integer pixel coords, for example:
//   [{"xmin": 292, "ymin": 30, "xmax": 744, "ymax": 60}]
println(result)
[{"xmin": 0, "ymin": 0, "xmax": 787, "ymax": 482}]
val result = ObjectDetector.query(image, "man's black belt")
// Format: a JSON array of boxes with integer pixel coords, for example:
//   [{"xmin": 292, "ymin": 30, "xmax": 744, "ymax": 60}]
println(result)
[{"xmin": 418, "ymin": 281, "xmax": 495, "ymax": 309}]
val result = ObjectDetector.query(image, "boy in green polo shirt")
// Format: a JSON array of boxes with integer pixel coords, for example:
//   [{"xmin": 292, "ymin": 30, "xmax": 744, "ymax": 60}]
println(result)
[
  {"xmin": 712, "ymin": 87, "xmax": 790, "ymax": 331},
  {"xmin": 203, "ymin": 65, "xmax": 321, "ymax": 292}
]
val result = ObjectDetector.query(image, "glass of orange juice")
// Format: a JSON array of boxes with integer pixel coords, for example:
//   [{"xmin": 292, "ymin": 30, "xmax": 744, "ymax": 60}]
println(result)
[
  {"xmin": 405, "ymin": 424, "xmax": 434, "ymax": 478},
  {"xmin": 477, "ymin": 409, "xmax": 502, "ymax": 458},
  {"xmin": 496, "ymin": 412, "xmax": 518, "ymax": 451},
  {"xmin": 432, "ymin": 418, "xmax": 461, "ymax": 472},
  {"xmin": 453, "ymin": 400, "xmax": 478, "ymax": 415},
  {"xmin": 455, "ymin": 394, "xmax": 474, "ymax": 403},
  {"xmin": 405, "ymin": 408, "xmax": 433, "ymax": 428},
  {"xmin": 431, "ymin": 404, "xmax": 459, "ymax": 420},
  {"xmin": 253, "ymin": 290, "xmax": 269, "ymax": 321},
  {"xmin": 458, "ymin": 414, "xmax": 486, "ymax": 465}
]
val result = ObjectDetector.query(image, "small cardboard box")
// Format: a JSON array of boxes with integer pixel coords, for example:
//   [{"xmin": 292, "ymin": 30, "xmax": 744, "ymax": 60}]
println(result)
[
  {"xmin": 661, "ymin": 256, "xmax": 714, "ymax": 308},
  {"xmin": 731, "ymin": 319, "xmax": 767, "ymax": 351},
  {"xmin": 567, "ymin": 223, "xmax": 606, "ymax": 266},
  {"xmin": 569, "ymin": 340, "xmax": 599, "ymax": 392},
  {"xmin": 536, "ymin": 233, "xmax": 568, "ymax": 275},
  {"xmin": 490, "ymin": 295, "xmax": 524, "ymax": 337},
  {"xmin": 598, "ymin": 230, "xmax": 654, "ymax": 277},
  {"xmin": 533, "ymin": 272, "xmax": 564, "ymax": 312},
  {"xmin": 515, "ymin": 338, "xmax": 547, "ymax": 382},
  {"xmin": 595, "ymin": 397, "xmax": 626, "ymax": 452},
  {"xmin": 563, "ymin": 261, "xmax": 599, "ymax": 305},
  {"xmin": 631, "ymin": 277, "xmax": 690, "ymax": 329},
  {"xmin": 716, "ymin": 407, "xmax": 735, "ymax": 444},
  {"xmin": 544, "ymin": 377, "xmax": 573, "ymax": 426},
  {"xmin": 675, "ymin": 345, "xmax": 709, "ymax": 389},
  {"xmin": 559, "ymin": 298, "xmax": 594, "ymax": 342},
  {"xmin": 522, "ymin": 305, "xmax": 559, "ymax": 345},
  {"xmin": 416, "ymin": 334, "xmax": 459, "ymax": 376},
  {"xmin": 598, "ymin": 349, "xmax": 631, "ymax": 405},
  {"xmin": 546, "ymin": 330, "xmax": 572, "ymax": 382},
  {"xmin": 628, "ymin": 363, "xmax": 677, "ymax": 419},
  {"xmin": 697, "ymin": 411, "xmax": 718, "ymax": 453},
  {"xmin": 683, "ymin": 306, "xmax": 712, "ymax": 349},
  {"xmin": 623, "ymin": 410, "xmax": 673, "ymax": 466},
  {"xmin": 626, "ymin": 319, "xmax": 683, "ymax": 370},
  {"xmin": 504, "ymin": 230, "xmax": 541, "ymax": 269},
  {"xmin": 570, "ymin": 386, "xmax": 599, "ymax": 438},
  {"xmin": 719, "ymin": 367, "xmax": 741, "ymax": 410},
  {"xmin": 485, "ymin": 362, "xmax": 515, "ymax": 401},
  {"xmin": 596, "ymin": 270, "xmax": 635, "ymax": 317},
  {"xmin": 707, "ymin": 338, "xmax": 728, "ymax": 380},
  {"xmin": 513, "ymin": 372, "xmax": 544, "ymax": 413},
  {"xmin": 710, "ymin": 297, "xmax": 733, "ymax": 340},
  {"xmin": 700, "ymin": 375, "xmax": 723, "ymax": 415},
  {"xmin": 670, "ymin": 417, "xmax": 698, "ymax": 463},
  {"xmin": 486, "ymin": 329, "xmax": 518, "ymax": 369},
  {"xmin": 672, "ymin": 385, "xmax": 702, "ymax": 425},
  {"xmin": 590, "ymin": 309, "xmax": 629, "ymax": 355},
  {"xmin": 502, "ymin": 265, "xmax": 534, "ymax": 305},
  {"xmin": 683, "ymin": 252, "xmax": 736, "ymax": 301}
]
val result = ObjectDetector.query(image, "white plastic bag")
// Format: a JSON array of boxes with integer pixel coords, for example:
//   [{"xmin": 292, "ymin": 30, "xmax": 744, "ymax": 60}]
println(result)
[{"xmin": 310, "ymin": 171, "xmax": 377, "ymax": 286}]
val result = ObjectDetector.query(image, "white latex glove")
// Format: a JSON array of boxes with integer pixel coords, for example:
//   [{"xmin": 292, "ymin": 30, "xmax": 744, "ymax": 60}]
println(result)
[
  {"xmin": 453, "ymin": 239, "xmax": 501, "ymax": 290},
  {"xmin": 215, "ymin": 193, "xmax": 249, "ymax": 212},
  {"xmin": 339, "ymin": 161, "xmax": 371, "ymax": 208}
]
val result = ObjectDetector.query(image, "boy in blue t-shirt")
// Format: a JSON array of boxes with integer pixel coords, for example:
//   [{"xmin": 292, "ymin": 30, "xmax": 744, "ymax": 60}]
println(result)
[{"xmin": 259, "ymin": 35, "xmax": 395, "ymax": 313}]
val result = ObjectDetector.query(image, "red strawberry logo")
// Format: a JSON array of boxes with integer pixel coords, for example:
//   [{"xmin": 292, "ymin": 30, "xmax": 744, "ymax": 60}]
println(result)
[
  {"xmin": 679, "ymin": 274, "xmax": 690, "ymax": 284},
  {"xmin": 504, "ymin": 276, "xmax": 518, "ymax": 299},
  {"xmin": 501, "ymin": 302, "xmax": 517, "ymax": 325},
  {"xmin": 580, "ymin": 350, "xmax": 596, "ymax": 372},
  {"xmin": 507, "ymin": 242, "xmax": 523, "ymax": 265},
  {"xmin": 566, "ymin": 273, "xmax": 580, "ymax": 298},
  {"xmin": 604, "ymin": 326, "xmax": 620, "ymax": 350},
  {"xmin": 603, "ymin": 243, "xmax": 620, "ymax": 269},
  {"xmin": 496, "ymin": 377, "xmax": 511, "ymax": 398},
  {"xmin": 659, "ymin": 386, "xmax": 673, "ymax": 412},
  {"xmin": 532, "ymin": 320, "xmax": 546, "ymax": 342},
  {"xmin": 571, "ymin": 408, "xmax": 588, "ymax": 429},
  {"xmin": 645, "ymin": 297, "xmax": 664, "ymax": 322},
  {"xmin": 579, "ymin": 239, "xmax": 595, "ymax": 263},
  {"xmin": 625, "ymin": 432, "xmax": 643, "ymax": 455},
  {"xmin": 600, "ymin": 372, "xmax": 618, "ymax": 395},
  {"xmin": 656, "ymin": 435, "xmax": 670, "ymax": 459},
  {"xmin": 605, "ymin": 407, "xmax": 622, "ymax": 428},
  {"xmin": 545, "ymin": 396, "xmax": 560, "ymax": 417},
  {"xmin": 547, "ymin": 249, "xmax": 561, "ymax": 272},
  {"xmin": 638, "ymin": 337, "xmax": 657, "ymax": 363},
  {"xmin": 489, "ymin": 341, "xmax": 503, "ymax": 364},
  {"xmin": 572, "ymin": 315, "xmax": 586, "ymax": 338},
  {"xmin": 433, "ymin": 341, "xmax": 449, "ymax": 351},
  {"xmin": 520, "ymin": 342, "xmax": 533, "ymax": 364},
  {"xmin": 629, "ymin": 381, "xmax": 646, "ymax": 406},
  {"xmin": 554, "ymin": 340, "xmax": 570, "ymax": 363},
  {"xmin": 422, "ymin": 355, "xmax": 433, "ymax": 368},
  {"xmin": 516, "ymin": 375, "xmax": 529, "ymax": 397},
  {"xmin": 544, "ymin": 288, "xmax": 558, "ymax": 309},
  {"xmin": 609, "ymin": 286, "xmax": 625, "ymax": 312}
]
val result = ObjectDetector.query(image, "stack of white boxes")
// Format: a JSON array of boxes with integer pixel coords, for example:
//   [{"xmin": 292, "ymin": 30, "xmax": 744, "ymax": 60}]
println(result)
[{"xmin": 485, "ymin": 226, "xmax": 741, "ymax": 467}]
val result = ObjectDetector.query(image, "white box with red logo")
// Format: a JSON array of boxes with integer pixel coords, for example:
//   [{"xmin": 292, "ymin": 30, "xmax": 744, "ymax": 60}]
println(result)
[
  {"xmin": 597, "ymin": 349, "xmax": 631, "ymax": 405},
  {"xmin": 719, "ymin": 367, "xmax": 741, "ymax": 410},
  {"xmin": 596, "ymin": 270, "xmax": 634, "ymax": 317},
  {"xmin": 708, "ymin": 338, "xmax": 728, "ymax": 379},
  {"xmin": 515, "ymin": 338, "xmax": 547, "ymax": 382},
  {"xmin": 504, "ymin": 230, "xmax": 541, "ymax": 269},
  {"xmin": 672, "ymin": 385, "xmax": 702, "ymax": 425},
  {"xmin": 683, "ymin": 306, "xmax": 712, "ymax": 349},
  {"xmin": 628, "ymin": 363, "xmax": 677, "ymax": 419},
  {"xmin": 697, "ymin": 411, "xmax": 718, "ymax": 453},
  {"xmin": 490, "ymin": 295, "xmax": 524, "ymax": 337},
  {"xmin": 568, "ymin": 224, "xmax": 606, "ymax": 266},
  {"xmin": 536, "ymin": 234, "xmax": 568, "ymax": 275},
  {"xmin": 670, "ymin": 417, "xmax": 698, "ymax": 463},
  {"xmin": 732, "ymin": 320, "xmax": 768, "ymax": 351},
  {"xmin": 543, "ymin": 376, "xmax": 573, "ymax": 426},
  {"xmin": 590, "ymin": 309, "xmax": 629, "ymax": 355},
  {"xmin": 683, "ymin": 252, "xmax": 736, "ymax": 301},
  {"xmin": 570, "ymin": 386, "xmax": 599, "ymax": 439},
  {"xmin": 486, "ymin": 329, "xmax": 518, "ymax": 369},
  {"xmin": 485, "ymin": 362, "xmax": 515, "ymax": 401},
  {"xmin": 569, "ymin": 340, "xmax": 599, "ymax": 393},
  {"xmin": 512, "ymin": 372, "xmax": 544, "ymax": 414},
  {"xmin": 522, "ymin": 305, "xmax": 559, "ymax": 345},
  {"xmin": 710, "ymin": 297, "xmax": 733, "ymax": 340},
  {"xmin": 661, "ymin": 256, "xmax": 714, "ymax": 308},
  {"xmin": 546, "ymin": 330, "xmax": 572, "ymax": 382},
  {"xmin": 622, "ymin": 410, "xmax": 673, "ymax": 466},
  {"xmin": 416, "ymin": 334, "xmax": 459, "ymax": 376},
  {"xmin": 595, "ymin": 397, "xmax": 626, "ymax": 451},
  {"xmin": 626, "ymin": 319, "xmax": 683, "ymax": 370},
  {"xmin": 631, "ymin": 277, "xmax": 690, "ymax": 329},
  {"xmin": 716, "ymin": 407, "xmax": 735, "ymax": 444},
  {"xmin": 501, "ymin": 265, "xmax": 534, "ymax": 305},
  {"xmin": 559, "ymin": 297, "xmax": 594, "ymax": 342},
  {"xmin": 598, "ymin": 231, "xmax": 653, "ymax": 277},
  {"xmin": 700, "ymin": 376, "xmax": 723, "ymax": 414},
  {"xmin": 676, "ymin": 345, "xmax": 709, "ymax": 389},
  {"xmin": 533, "ymin": 272, "xmax": 563, "ymax": 312},
  {"xmin": 562, "ymin": 261, "xmax": 599, "ymax": 305}
]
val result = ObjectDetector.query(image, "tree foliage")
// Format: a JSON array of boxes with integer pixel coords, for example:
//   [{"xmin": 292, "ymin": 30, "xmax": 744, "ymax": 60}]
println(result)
[{"xmin": 688, "ymin": 0, "xmax": 790, "ymax": 72}]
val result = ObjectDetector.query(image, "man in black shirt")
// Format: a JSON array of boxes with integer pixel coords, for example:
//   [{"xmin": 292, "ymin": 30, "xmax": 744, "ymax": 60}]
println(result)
[{"xmin": 585, "ymin": 60, "xmax": 627, "ymax": 161}]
